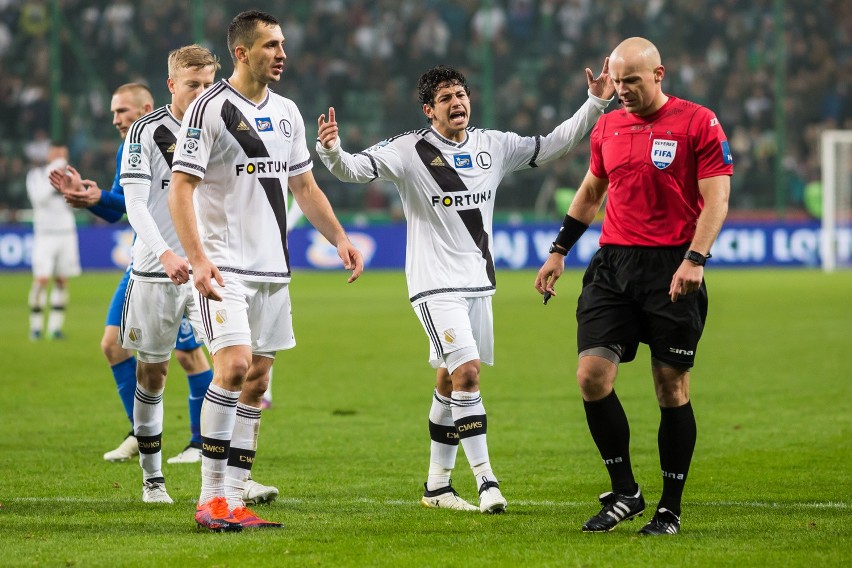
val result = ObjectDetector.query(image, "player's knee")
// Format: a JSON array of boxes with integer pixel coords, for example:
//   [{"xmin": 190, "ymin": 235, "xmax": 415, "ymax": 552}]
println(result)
[
  {"xmin": 173, "ymin": 349, "xmax": 191, "ymax": 368},
  {"xmin": 652, "ymin": 366, "xmax": 690, "ymax": 406},
  {"xmin": 242, "ymin": 376, "xmax": 268, "ymax": 399},
  {"xmin": 577, "ymin": 372, "xmax": 600, "ymax": 399},
  {"xmin": 449, "ymin": 358, "xmax": 480, "ymax": 391},
  {"xmin": 136, "ymin": 360, "xmax": 169, "ymax": 391},
  {"xmin": 29, "ymin": 282, "xmax": 47, "ymax": 307},
  {"xmin": 576, "ymin": 360, "xmax": 615, "ymax": 400},
  {"xmin": 174, "ymin": 348, "xmax": 208, "ymax": 374},
  {"xmin": 216, "ymin": 358, "xmax": 251, "ymax": 385},
  {"xmin": 101, "ymin": 335, "xmax": 131, "ymax": 365}
]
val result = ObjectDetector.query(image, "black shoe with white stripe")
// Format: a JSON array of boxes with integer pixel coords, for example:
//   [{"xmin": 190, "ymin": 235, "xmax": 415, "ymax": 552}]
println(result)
[
  {"xmin": 582, "ymin": 488, "xmax": 645, "ymax": 532},
  {"xmin": 638, "ymin": 508, "xmax": 681, "ymax": 535}
]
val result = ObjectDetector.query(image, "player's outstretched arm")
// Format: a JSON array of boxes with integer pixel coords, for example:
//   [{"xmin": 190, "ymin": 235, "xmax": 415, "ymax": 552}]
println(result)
[
  {"xmin": 316, "ymin": 107, "xmax": 391, "ymax": 184},
  {"xmin": 528, "ymin": 62, "xmax": 614, "ymax": 169},
  {"xmin": 289, "ymin": 169, "xmax": 363, "ymax": 283}
]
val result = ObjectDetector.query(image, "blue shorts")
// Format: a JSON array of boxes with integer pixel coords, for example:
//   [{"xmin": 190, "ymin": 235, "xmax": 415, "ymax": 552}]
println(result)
[
  {"xmin": 105, "ymin": 269, "xmax": 131, "ymax": 327},
  {"xmin": 107, "ymin": 269, "xmax": 203, "ymax": 352},
  {"xmin": 175, "ymin": 315, "xmax": 203, "ymax": 351}
]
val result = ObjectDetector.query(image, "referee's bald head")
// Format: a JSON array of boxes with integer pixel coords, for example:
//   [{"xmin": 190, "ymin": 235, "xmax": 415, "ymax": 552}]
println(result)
[{"xmin": 610, "ymin": 37, "xmax": 662, "ymax": 71}]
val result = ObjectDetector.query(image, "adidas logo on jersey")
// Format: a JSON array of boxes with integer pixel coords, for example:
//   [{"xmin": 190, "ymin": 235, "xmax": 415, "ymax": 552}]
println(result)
[
  {"xmin": 237, "ymin": 121, "xmax": 250, "ymax": 131},
  {"xmin": 430, "ymin": 156, "xmax": 445, "ymax": 167},
  {"xmin": 167, "ymin": 143, "xmax": 175, "ymax": 153}
]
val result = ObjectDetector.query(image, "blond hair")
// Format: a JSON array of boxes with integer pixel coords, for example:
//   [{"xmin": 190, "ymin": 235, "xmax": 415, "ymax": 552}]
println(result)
[{"xmin": 167, "ymin": 44, "xmax": 221, "ymax": 79}]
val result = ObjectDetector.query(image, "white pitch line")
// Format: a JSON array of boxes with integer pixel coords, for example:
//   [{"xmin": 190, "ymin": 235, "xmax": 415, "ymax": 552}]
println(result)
[{"xmin": 6, "ymin": 497, "xmax": 848, "ymax": 509}]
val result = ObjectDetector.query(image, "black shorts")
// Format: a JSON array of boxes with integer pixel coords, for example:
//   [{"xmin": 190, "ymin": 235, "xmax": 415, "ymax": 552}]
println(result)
[{"xmin": 576, "ymin": 245, "xmax": 708, "ymax": 368}]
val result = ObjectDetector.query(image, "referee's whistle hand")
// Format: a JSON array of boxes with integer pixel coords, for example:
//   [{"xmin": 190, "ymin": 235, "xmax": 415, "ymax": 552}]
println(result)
[{"xmin": 669, "ymin": 262, "xmax": 703, "ymax": 302}]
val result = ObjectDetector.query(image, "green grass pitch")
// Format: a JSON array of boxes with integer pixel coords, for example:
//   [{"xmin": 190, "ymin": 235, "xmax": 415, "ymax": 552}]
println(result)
[{"xmin": 0, "ymin": 269, "xmax": 849, "ymax": 567}]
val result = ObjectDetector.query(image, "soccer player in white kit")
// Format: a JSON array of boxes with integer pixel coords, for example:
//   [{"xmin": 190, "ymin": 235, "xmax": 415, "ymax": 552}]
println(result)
[
  {"xmin": 118, "ymin": 45, "xmax": 221, "ymax": 504},
  {"xmin": 317, "ymin": 63, "xmax": 614, "ymax": 513},
  {"xmin": 26, "ymin": 144, "xmax": 80, "ymax": 341},
  {"xmin": 169, "ymin": 10, "xmax": 363, "ymax": 531}
]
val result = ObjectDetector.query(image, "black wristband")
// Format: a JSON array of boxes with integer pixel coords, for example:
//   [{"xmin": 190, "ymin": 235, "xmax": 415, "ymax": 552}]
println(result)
[
  {"xmin": 549, "ymin": 242, "xmax": 568, "ymax": 255},
  {"xmin": 552, "ymin": 214, "xmax": 589, "ymax": 253},
  {"xmin": 684, "ymin": 250, "xmax": 711, "ymax": 266}
]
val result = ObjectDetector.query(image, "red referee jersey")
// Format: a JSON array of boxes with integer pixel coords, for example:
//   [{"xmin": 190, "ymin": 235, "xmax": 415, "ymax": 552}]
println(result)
[{"xmin": 589, "ymin": 96, "xmax": 734, "ymax": 247}]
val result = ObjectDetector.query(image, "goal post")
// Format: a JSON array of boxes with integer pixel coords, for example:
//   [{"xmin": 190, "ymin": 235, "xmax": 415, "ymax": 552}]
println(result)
[{"xmin": 821, "ymin": 130, "xmax": 852, "ymax": 272}]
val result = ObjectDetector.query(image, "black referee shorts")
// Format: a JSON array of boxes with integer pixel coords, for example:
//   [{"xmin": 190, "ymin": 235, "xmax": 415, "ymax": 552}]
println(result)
[{"xmin": 576, "ymin": 245, "xmax": 708, "ymax": 369}]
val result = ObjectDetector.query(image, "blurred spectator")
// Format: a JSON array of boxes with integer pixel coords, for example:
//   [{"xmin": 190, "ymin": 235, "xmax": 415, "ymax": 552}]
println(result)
[
  {"xmin": 412, "ymin": 10, "xmax": 450, "ymax": 60},
  {"xmin": 471, "ymin": 2, "xmax": 506, "ymax": 45}
]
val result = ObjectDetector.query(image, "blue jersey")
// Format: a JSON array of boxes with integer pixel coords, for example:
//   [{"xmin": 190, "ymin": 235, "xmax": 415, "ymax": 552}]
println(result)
[{"xmin": 88, "ymin": 143, "xmax": 127, "ymax": 222}]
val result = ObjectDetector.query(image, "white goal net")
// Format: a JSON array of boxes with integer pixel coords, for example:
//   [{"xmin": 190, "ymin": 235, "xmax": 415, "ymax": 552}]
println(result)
[{"xmin": 821, "ymin": 130, "xmax": 852, "ymax": 271}]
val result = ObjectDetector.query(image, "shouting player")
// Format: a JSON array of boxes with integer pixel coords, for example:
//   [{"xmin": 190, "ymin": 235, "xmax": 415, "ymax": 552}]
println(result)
[{"xmin": 317, "ymin": 62, "xmax": 614, "ymax": 513}]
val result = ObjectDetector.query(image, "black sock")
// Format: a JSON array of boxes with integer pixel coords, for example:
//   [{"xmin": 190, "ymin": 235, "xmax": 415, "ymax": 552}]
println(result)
[
  {"xmin": 657, "ymin": 401, "xmax": 697, "ymax": 516},
  {"xmin": 583, "ymin": 390, "xmax": 637, "ymax": 495}
]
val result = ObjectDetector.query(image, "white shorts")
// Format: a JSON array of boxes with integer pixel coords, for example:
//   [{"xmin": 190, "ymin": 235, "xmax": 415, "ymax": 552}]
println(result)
[
  {"xmin": 189, "ymin": 277, "xmax": 295, "ymax": 357},
  {"xmin": 413, "ymin": 296, "xmax": 494, "ymax": 373},
  {"xmin": 32, "ymin": 231, "xmax": 81, "ymax": 279},
  {"xmin": 121, "ymin": 279, "xmax": 197, "ymax": 363}
]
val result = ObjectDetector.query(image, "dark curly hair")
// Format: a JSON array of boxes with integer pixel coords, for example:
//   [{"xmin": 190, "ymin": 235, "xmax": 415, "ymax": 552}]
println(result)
[{"xmin": 417, "ymin": 65, "xmax": 470, "ymax": 110}]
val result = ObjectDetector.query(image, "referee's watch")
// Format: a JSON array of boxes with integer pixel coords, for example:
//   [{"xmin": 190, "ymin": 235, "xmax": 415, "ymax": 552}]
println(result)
[
  {"xmin": 684, "ymin": 250, "xmax": 710, "ymax": 266},
  {"xmin": 549, "ymin": 242, "xmax": 568, "ymax": 255}
]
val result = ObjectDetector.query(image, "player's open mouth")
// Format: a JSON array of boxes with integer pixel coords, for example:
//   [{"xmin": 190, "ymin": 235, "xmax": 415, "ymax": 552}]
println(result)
[{"xmin": 450, "ymin": 111, "xmax": 466, "ymax": 122}]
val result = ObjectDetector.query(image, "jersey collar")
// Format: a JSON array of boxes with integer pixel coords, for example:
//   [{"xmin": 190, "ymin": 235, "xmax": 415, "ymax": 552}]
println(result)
[
  {"xmin": 164, "ymin": 104, "xmax": 181, "ymax": 126},
  {"xmin": 222, "ymin": 78, "xmax": 271, "ymax": 110},
  {"xmin": 429, "ymin": 126, "xmax": 470, "ymax": 149}
]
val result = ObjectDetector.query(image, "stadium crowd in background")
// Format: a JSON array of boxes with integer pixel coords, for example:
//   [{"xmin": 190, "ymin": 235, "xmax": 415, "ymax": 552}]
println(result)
[{"xmin": 0, "ymin": 0, "xmax": 849, "ymax": 217}]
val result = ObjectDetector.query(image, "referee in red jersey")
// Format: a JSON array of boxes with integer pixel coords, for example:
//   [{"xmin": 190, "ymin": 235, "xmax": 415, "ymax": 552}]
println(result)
[{"xmin": 535, "ymin": 37, "xmax": 733, "ymax": 535}]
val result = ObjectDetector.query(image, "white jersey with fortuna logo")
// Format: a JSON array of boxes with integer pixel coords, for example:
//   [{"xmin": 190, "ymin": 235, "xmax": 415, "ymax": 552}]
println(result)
[
  {"xmin": 317, "ymin": 93, "xmax": 610, "ymax": 303},
  {"xmin": 172, "ymin": 79, "xmax": 312, "ymax": 282},
  {"xmin": 119, "ymin": 105, "xmax": 183, "ymax": 281}
]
